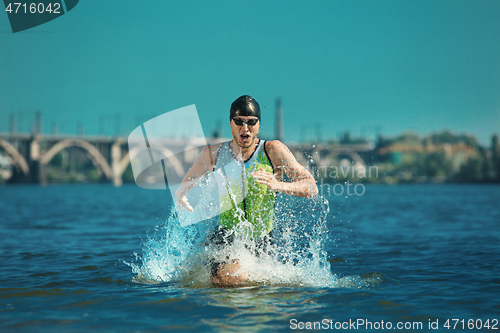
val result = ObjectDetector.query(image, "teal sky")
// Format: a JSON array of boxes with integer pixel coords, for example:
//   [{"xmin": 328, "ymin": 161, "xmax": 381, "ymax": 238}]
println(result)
[{"xmin": 1, "ymin": 0, "xmax": 499, "ymax": 144}]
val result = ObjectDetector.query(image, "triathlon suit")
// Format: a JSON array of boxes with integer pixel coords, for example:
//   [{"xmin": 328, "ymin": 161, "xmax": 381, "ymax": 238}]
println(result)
[
  {"xmin": 213, "ymin": 139, "xmax": 276, "ymax": 239},
  {"xmin": 208, "ymin": 139, "xmax": 276, "ymax": 276}
]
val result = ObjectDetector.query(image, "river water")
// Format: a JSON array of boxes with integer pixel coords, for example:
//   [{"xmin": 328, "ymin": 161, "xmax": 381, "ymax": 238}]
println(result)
[{"xmin": 0, "ymin": 183, "xmax": 499, "ymax": 332}]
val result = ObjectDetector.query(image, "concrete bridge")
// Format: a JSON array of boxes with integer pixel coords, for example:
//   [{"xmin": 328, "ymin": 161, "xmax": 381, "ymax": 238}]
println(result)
[
  {"xmin": 0, "ymin": 133, "xmax": 375, "ymax": 186},
  {"xmin": 0, "ymin": 133, "xmax": 131, "ymax": 186}
]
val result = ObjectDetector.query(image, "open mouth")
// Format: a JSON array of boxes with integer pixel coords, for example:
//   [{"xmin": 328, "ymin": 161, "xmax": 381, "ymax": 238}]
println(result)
[{"xmin": 240, "ymin": 134, "xmax": 250, "ymax": 143}]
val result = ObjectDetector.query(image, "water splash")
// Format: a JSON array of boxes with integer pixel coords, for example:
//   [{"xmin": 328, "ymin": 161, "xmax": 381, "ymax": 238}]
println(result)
[{"xmin": 126, "ymin": 193, "xmax": 381, "ymax": 289}]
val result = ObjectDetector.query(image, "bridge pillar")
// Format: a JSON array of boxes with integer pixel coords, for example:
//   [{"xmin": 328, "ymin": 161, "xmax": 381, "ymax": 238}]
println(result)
[
  {"xmin": 111, "ymin": 138, "xmax": 123, "ymax": 187},
  {"xmin": 28, "ymin": 135, "xmax": 46, "ymax": 184}
]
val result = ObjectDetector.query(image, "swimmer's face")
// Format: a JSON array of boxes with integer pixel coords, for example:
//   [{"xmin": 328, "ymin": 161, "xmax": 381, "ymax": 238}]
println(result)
[{"xmin": 230, "ymin": 116, "xmax": 260, "ymax": 148}]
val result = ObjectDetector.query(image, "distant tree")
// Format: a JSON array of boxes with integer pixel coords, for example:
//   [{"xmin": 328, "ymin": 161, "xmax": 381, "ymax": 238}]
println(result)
[
  {"xmin": 455, "ymin": 149, "xmax": 494, "ymax": 183},
  {"xmin": 428, "ymin": 131, "xmax": 458, "ymax": 144},
  {"xmin": 87, "ymin": 168, "xmax": 100, "ymax": 182},
  {"xmin": 340, "ymin": 131, "xmax": 352, "ymax": 144},
  {"xmin": 376, "ymin": 135, "xmax": 387, "ymax": 148},
  {"xmin": 417, "ymin": 152, "xmax": 453, "ymax": 178},
  {"xmin": 49, "ymin": 152, "xmax": 64, "ymax": 168},
  {"xmin": 122, "ymin": 164, "xmax": 135, "ymax": 183},
  {"xmin": 460, "ymin": 134, "xmax": 479, "ymax": 148},
  {"xmin": 455, "ymin": 158, "xmax": 480, "ymax": 182},
  {"xmin": 423, "ymin": 130, "xmax": 479, "ymax": 147},
  {"xmin": 492, "ymin": 134, "xmax": 500, "ymax": 181},
  {"xmin": 394, "ymin": 132, "xmax": 420, "ymax": 145}
]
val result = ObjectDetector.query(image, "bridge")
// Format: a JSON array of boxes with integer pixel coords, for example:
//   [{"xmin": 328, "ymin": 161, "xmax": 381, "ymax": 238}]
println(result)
[{"xmin": 0, "ymin": 133, "xmax": 375, "ymax": 186}]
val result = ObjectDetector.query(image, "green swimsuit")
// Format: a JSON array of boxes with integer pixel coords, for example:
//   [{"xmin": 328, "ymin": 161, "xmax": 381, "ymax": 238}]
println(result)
[{"xmin": 214, "ymin": 140, "xmax": 276, "ymax": 239}]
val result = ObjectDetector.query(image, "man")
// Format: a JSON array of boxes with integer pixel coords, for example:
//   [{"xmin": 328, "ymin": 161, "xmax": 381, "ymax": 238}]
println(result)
[{"xmin": 176, "ymin": 95, "xmax": 317, "ymax": 286}]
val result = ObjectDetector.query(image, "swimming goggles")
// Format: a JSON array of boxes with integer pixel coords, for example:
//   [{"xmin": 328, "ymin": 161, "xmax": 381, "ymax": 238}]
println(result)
[{"xmin": 232, "ymin": 118, "xmax": 259, "ymax": 126}]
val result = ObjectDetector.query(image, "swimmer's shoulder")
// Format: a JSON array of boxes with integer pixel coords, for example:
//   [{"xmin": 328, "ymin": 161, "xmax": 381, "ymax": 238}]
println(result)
[
  {"xmin": 204, "ymin": 142, "xmax": 226, "ymax": 167},
  {"xmin": 206, "ymin": 142, "xmax": 226, "ymax": 157},
  {"xmin": 264, "ymin": 140, "xmax": 292, "ymax": 157}
]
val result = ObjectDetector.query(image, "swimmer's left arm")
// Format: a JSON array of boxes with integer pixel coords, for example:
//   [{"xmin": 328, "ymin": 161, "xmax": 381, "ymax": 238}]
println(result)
[{"xmin": 251, "ymin": 140, "xmax": 318, "ymax": 198}]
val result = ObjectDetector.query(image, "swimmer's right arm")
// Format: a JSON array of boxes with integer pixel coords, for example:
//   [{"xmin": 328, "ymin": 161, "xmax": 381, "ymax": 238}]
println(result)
[{"xmin": 175, "ymin": 145, "xmax": 217, "ymax": 212}]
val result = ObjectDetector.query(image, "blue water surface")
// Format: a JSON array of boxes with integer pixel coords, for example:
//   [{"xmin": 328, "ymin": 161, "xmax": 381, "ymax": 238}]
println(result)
[{"xmin": 0, "ymin": 183, "xmax": 499, "ymax": 332}]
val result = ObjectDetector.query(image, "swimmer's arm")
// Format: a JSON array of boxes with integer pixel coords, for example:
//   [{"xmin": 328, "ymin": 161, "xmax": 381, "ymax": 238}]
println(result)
[
  {"xmin": 175, "ymin": 144, "xmax": 218, "ymax": 210},
  {"xmin": 253, "ymin": 141, "xmax": 318, "ymax": 198}
]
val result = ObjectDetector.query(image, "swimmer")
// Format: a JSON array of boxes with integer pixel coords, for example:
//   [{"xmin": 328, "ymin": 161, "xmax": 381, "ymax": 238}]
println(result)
[{"xmin": 176, "ymin": 95, "xmax": 318, "ymax": 286}]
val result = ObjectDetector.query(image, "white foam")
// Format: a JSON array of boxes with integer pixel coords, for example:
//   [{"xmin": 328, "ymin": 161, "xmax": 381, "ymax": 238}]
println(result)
[{"xmin": 126, "ymin": 194, "xmax": 381, "ymax": 289}]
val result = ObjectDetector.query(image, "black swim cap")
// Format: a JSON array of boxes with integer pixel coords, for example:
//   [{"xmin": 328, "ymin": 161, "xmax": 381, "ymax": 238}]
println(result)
[{"xmin": 230, "ymin": 95, "xmax": 261, "ymax": 121}]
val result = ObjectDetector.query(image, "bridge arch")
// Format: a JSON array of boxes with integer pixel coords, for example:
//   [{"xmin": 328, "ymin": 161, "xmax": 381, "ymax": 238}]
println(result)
[
  {"xmin": 126, "ymin": 146, "xmax": 185, "ymax": 182},
  {"xmin": 41, "ymin": 139, "xmax": 113, "ymax": 180},
  {"xmin": 0, "ymin": 139, "xmax": 29, "ymax": 176},
  {"xmin": 332, "ymin": 149, "xmax": 366, "ymax": 167}
]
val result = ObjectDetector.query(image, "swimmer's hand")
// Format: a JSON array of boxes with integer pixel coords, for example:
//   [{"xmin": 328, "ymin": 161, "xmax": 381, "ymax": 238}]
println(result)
[
  {"xmin": 175, "ymin": 186, "xmax": 193, "ymax": 212},
  {"xmin": 251, "ymin": 167, "xmax": 281, "ymax": 192},
  {"xmin": 176, "ymin": 195, "xmax": 194, "ymax": 212}
]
